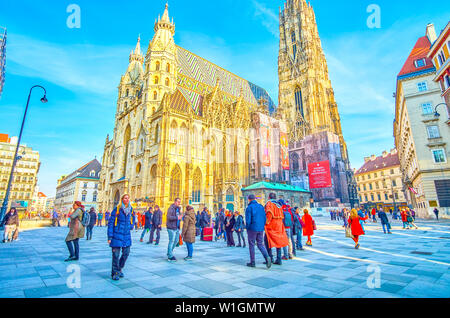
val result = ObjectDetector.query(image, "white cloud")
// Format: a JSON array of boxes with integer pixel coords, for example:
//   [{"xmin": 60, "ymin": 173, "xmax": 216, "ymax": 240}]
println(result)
[{"xmin": 252, "ymin": 0, "xmax": 280, "ymax": 38}]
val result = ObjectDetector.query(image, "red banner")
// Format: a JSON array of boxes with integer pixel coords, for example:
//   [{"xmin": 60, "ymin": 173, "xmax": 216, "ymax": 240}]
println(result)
[{"xmin": 308, "ymin": 161, "xmax": 332, "ymax": 189}]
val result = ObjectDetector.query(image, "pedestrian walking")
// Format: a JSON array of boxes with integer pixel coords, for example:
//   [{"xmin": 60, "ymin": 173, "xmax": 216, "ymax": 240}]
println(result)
[
  {"xmin": 51, "ymin": 210, "xmax": 60, "ymax": 227},
  {"xmin": 200, "ymin": 208, "xmax": 209, "ymax": 241},
  {"xmin": 181, "ymin": 205, "xmax": 196, "ymax": 261},
  {"xmin": 245, "ymin": 195, "xmax": 271, "ymax": 268},
  {"xmin": 302, "ymin": 209, "xmax": 315, "ymax": 246},
  {"xmin": 406, "ymin": 210, "xmax": 418, "ymax": 229},
  {"xmin": 86, "ymin": 207, "xmax": 97, "ymax": 240},
  {"xmin": 293, "ymin": 208, "xmax": 304, "ymax": 250},
  {"xmin": 108, "ymin": 194, "xmax": 135, "ymax": 281},
  {"xmin": 225, "ymin": 210, "xmax": 236, "ymax": 247},
  {"xmin": 401, "ymin": 209, "xmax": 412, "ymax": 229},
  {"xmin": 377, "ymin": 209, "xmax": 392, "ymax": 234},
  {"xmin": 371, "ymin": 208, "xmax": 377, "ymax": 223},
  {"xmin": 65, "ymin": 201, "xmax": 85, "ymax": 261},
  {"xmin": 347, "ymin": 208, "xmax": 368, "ymax": 249},
  {"xmin": 149, "ymin": 205, "xmax": 162, "ymax": 245},
  {"xmin": 264, "ymin": 193, "xmax": 289, "ymax": 266},
  {"xmin": 234, "ymin": 211, "xmax": 246, "ymax": 248},
  {"xmin": 281, "ymin": 203, "xmax": 294, "ymax": 260},
  {"xmin": 105, "ymin": 211, "xmax": 110, "ymax": 226},
  {"xmin": 196, "ymin": 211, "xmax": 201, "ymax": 237},
  {"xmin": 434, "ymin": 208, "xmax": 439, "ymax": 221},
  {"xmin": 140, "ymin": 207, "xmax": 153, "ymax": 242},
  {"xmin": 1, "ymin": 208, "xmax": 19, "ymax": 243},
  {"xmin": 97, "ymin": 211, "xmax": 104, "ymax": 227},
  {"xmin": 166, "ymin": 198, "xmax": 182, "ymax": 262}
]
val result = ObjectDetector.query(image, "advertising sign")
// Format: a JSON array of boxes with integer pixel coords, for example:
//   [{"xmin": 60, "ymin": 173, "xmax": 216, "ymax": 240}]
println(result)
[
  {"xmin": 260, "ymin": 114, "xmax": 271, "ymax": 167},
  {"xmin": 280, "ymin": 122, "xmax": 290, "ymax": 171},
  {"xmin": 308, "ymin": 161, "xmax": 332, "ymax": 189}
]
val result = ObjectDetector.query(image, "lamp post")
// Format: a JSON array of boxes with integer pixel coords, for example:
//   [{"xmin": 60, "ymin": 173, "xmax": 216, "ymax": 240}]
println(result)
[
  {"xmin": 434, "ymin": 102, "xmax": 449, "ymax": 118},
  {"xmin": 383, "ymin": 176, "xmax": 397, "ymax": 213},
  {"xmin": 0, "ymin": 85, "xmax": 47, "ymax": 228}
]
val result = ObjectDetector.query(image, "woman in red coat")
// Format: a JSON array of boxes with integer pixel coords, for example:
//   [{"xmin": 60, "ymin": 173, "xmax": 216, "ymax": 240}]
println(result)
[
  {"xmin": 302, "ymin": 210, "xmax": 314, "ymax": 246},
  {"xmin": 348, "ymin": 209, "xmax": 369, "ymax": 249}
]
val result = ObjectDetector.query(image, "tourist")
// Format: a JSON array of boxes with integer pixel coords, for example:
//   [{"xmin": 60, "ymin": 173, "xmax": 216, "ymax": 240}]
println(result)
[
  {"xmin": 181, "ymin": 205, "xmax": 196, "ymax": 261},
  {"xmin": 264, "ymin": 193, "xmax": 289, "ymax": 266},
  {"xmin": 166, "ymin": 198, "xmax": 182, "ymax": 262},
  {"xmin": 434, "ymin": 208, "xmax": 439, "ymax": 221},
  {"xmin": 225, "ymin": 210, "xmax": 236, "ymax": 247},
  {"xmin": 86, "ymin": 207, "xmax": 97, "ymax": 240},
  {"xmin": 281, "ymin": 202, "xmax": 294, "ymax": 260},
  {"xmin": 65, "ymin": 201, "xmax": 85, "ymax": 261},
  {"xmin": 51, "ymin": 210, "xmax": 60, "ymax": 227},
  {"xmin": 330, "ymin": 210, "xmax": 334, "ymax": 221},
  {"xmin": 200, "ymin": 208, "xmax": 209, "ymax": 241},
  {"xmin": 108, "ymin": 194, "xmax": 135, "ymax": 281},
  {"xmin": 401, "ymin": 209, "xmax": 411, "ymax": 229},
  {"xmin": 378, "ymin": 209, "xmax": 392, "ymax": 234},
  {"xmin": 133, "ymin": 211, "xmax": 140, "ymax": 232},
  {"xmin": 302, "ymin": 209, "xmax": 315, "ymax": 247},
  {"xmin": 149, "ymin": 205, "xmax": 163, "ymax": 245},
  {"xmin": 213, "ymin": 212, "xmax": 219, "ymax": 241},
  {"xmin": 2, "ymin": 208, "xmax": 19, "ymax": 243},
  {"xmin": 347, "ymin": 208, "xmax": 369, "ymax": 249},
  {"xmin": 407, "ymin": 210, "xmax": 419, "ymax": 229},
  {"xmin": 196, "ymin": 211, "xmax": 201, "ymax": 237},
  {"xmin": 97, "ymin": 211, "xmax": 104, "ymax": 227},
  {"xmin": 234, "ymin": 211, "xmax": 246, "ymax": 248},
  {"xmin": 411, "ymin": 209, "xmax": 416, "ymax": 221},
  {"xmin": 140, "ymin": 207, "xmax": 153, "ymax": 242},
  {"xmin": 371, "ymin": 208, "xmax": 377, "ymax": 223},
  {"xmin": 105, "ymin": 211, "xmax": 110, "ymax": 226},
  {"xmin": 293, "ymin": 207, "xmax": 304, "ymax": 251},
  {"xmin": 219, "ymin": 208, "xmax": 227, "ymax": 242},
  {"xmin": 245, "ymin": 195, "xmax": 271, "ymax": 268}
]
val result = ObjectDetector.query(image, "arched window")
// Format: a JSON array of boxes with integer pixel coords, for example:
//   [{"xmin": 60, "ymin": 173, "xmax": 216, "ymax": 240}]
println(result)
[
  {"xmin": 125, "ymin": 101, "xmax": 128, "ymax": 109},
  {"xmin": 170, "ymin": 121, "xmax": 178, "ymax": 143},
  {"xmin": 170, "ymin": 165, "xmax": 182, "ymax": 202},
  {"xmin": 155, "ymin": 61, "xmax": 160, "ymax": 71},
  {"xmin": 154, "ymin": 76, "xmax": 159, "ymax": 85},
  {"xmin": 192, "ymin": 168, "xmax": 202, "ymax": 203},
  {"xmin": 90, "ymin": 170, "xmax": 96, "ymax": 177},
  {"xmin": 126, "ymin": 89, "xmax": 129, "ymax": 97},
  {"xmin": 153, "ymin": 91, "xmax": 158, "ymax": 100},
  {"xmin": 122, "ymin": 125, "xmax": 131, "ymax": 178},
  {"xmin": 165, "ymin": 78, "xmax": 170, "ymax": 86},
  {"xmin": 226, "ymin": 188, "xmax": 234, "ymax": 202},
  {"xmin": 113, "ymin": 190, "xmax": 120, "ymax": 207},
  {"xmin": 291, "ymin": 31, "xmax": 296, "ymax": 43},
  {"xmin": 295, "ymin": 87, "xmax": 303, "ymax": 117},
  {"xmin": 291, "ymin": 31, "xmax": 297, "ymax": 60},
  {"xmin": 290, "ymin": 153, "xmax": 300, "ymax": 172},
  {"xmin": 154, "ymin": 124, "xmax": 159, "ymax": 144},
  {"xmin": 92, "ymin": 191, "xmax": 98, "ymax": 202},
  {"xmin": 82, "ymin": 190, "xmax": 87, "ymax": 202},
  {"xmin": 136, "ymin": 162, "xmax": 142, "ymax": 175},
  {"xmin": 149, "ymin": 165, "xmax": 157, "ymax": 195},
  {"xmin": 166, "ymin": 63, "xmax": 171, "ymax": 72},
  {"xmin": 179, "ymin": 124, "xmax": 188, "ymax": 155}
]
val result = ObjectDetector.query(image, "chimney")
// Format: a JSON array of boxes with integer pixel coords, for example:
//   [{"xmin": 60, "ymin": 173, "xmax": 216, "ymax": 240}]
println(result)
[
  {"xmin": 426, "ymin": 23, "xmax": 437, "ymax": 44},
  {"xmin": 382, "ymin": 151, "xmax": 388, "ymax": 157},
  {"xmin": 364, "ymin": 157, "xmax": 371, "ymax": 163},
  {"xmin": 371, "ymin": 154, "xmax": 376, "ymax": 161}
]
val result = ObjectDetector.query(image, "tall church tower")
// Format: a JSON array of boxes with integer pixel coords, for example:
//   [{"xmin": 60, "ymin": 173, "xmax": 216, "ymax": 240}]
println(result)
[
  {"xmin": 278, "ymin": 0, "xmax": 348, "ymax": 162},
  {"xmin": 142, "ymin": 3, "xmax": 177, "ymax": 117}
]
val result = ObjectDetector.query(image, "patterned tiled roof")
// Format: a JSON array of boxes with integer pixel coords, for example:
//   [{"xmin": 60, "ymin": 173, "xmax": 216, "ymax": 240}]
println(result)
[
  {"xmin": 170, "ymin": 89, "xmax": 201, "ymax": 115},
  {"xmin": 355, "ymin": 152, "xmax": 400, "ymax": 175},
  {"xmin": 398, "ymin": 36, "xmax": 435, "ymax": 78},
  {"xmin": 176, "ymin": 46, "xmax": 275, "ymax": 115}
]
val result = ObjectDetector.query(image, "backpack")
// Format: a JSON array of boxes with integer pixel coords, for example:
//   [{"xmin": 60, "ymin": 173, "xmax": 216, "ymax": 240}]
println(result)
[
  {"xmin": 81, "ymin": 210, "xmax": 90, "ymax": 227},
  {"xmin": 283, "ymin": 211, "xmax": 292, "ymax": 228}
]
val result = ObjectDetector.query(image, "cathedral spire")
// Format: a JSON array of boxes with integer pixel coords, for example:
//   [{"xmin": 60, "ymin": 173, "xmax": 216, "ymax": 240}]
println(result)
[
  {"xmin": 154, "ymin": 2, "xmax": 175, "ymax": 35},
  {"xmin": 129, "ymin": 35, "xmax": 144, "ymax": 63}
]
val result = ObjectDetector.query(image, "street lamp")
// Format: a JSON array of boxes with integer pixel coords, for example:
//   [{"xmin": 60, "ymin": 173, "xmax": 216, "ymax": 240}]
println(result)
[
  {"xmin": 434, "ymin": 102, "xmax": 449, "ymax": 118},
  {"xmin": 0, "ymin": 85, "xmax": 48, "ymax": 228},
  {"xmin": 383, "ymin": 176, "xmax": 397, "ymax": 213}
]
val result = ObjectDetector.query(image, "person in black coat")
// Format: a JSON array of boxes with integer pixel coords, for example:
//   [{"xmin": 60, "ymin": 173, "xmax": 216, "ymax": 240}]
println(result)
[
  {"xmin": 225, "ymin": 211, "xmax": 236, "ymax": 247},
  {"xmin": 86, "ymin": 207, "xmax": 97, "ymax": 240},
  {"xmin": 195, "ymin": 211, "xmax": 201, "ymax": 237},
  {"xmin": 140, "ymin": 207, "xmax": 153, "ymax": 242},
  {"xmin": 149, "ymin": 206, "xmax": 163, "ymax": 245},
  {"xmin": 378, "ymin": 210, "xmax": 392, "ymax": 234},
  {"xmin": 200, "ymin": 208, "xmax": 209, "ymax": 241}
]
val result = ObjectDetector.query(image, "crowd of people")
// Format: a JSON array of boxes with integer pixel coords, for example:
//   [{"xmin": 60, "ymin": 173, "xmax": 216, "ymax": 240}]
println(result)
[{"xmin": 0, "ymin": 193, "xmax": 444, "ymax": 282}]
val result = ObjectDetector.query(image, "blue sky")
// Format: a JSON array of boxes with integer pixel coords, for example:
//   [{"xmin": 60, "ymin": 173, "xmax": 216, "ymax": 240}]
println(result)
[{"xmin": 0, "ymin": 0, "xmax": 449, "ymax": 196}]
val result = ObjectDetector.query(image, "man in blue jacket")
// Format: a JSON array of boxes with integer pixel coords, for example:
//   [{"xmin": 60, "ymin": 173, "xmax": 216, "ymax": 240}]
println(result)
[
  {"xmin": 245, "ymin": 195, "xmax": 271, "ymax": 269},
  {"xmin": 149, "ymin": 205, "xmax": 163, "ymax": 245},
  {"xmin": 108, "ymin": 194, "xmax": 134, "ymax": 281},
  {"xmin": 166, "ymin": 198, "xmax": 182, "ymax": 261},
  {"xmin": 140, "ymin": 207, "xmax": 153, "ymax": 242}
]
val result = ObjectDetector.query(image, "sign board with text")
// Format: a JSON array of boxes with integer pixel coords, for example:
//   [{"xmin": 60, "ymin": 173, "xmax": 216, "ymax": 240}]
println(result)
[{"xmin": 308, "ymin": 161, "xmax": 332, "ymax": 189}]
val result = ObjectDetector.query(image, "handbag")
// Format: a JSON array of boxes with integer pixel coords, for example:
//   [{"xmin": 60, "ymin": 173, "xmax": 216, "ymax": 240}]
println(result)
[
  {"xmin": 345, "ymin": 226, "xmax": 354, "ymax": 238},
  {"xmin": 179, "ymin": 234, "xmax": 183, "ymax": 246},
  {"xmin": 312, "ymin": 220, "xmax": 317, "ymax": 231}
]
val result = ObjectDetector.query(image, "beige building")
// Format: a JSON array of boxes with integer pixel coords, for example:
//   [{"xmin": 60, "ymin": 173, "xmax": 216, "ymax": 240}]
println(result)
[
  {"xmin": 55, "ymin": 159, "xmax": 101, "ymax": 214},
  {"xmin": 394, "ymin": 24, "xmax": 450, "ymax": 218},
  {"xmin": 31, "ymin": 189, "xmax": 48, "ymax": 214},
  {"xmin": 0, "ymin": 134, "xmax": 40, "ymax": 213},
  {"xmin": 355, "ymin": 149, "xmax": 407, "ymax": 212}
]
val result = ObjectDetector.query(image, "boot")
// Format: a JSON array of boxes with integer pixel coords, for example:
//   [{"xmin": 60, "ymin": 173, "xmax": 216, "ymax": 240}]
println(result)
[
  {"xmin": 264, "ymin": 256, "xmax": 272, "ymax": 269},
  {"xmin": 274, "ymin": 258, "xmax": 282, "ymax": 266},
  {"xmin": 246, "ymin": 262, "xmax": 256, "ymax": 268}
]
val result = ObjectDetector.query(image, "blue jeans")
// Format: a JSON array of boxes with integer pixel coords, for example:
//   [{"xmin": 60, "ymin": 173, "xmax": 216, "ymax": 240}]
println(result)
[
  {"xmin": 167, "ymin": 229, "xmax": 179, "ymax": 258},
  {"xmin": 186, "ymin": 242, "xmax": 193, "ymax": 257},
  {"xmin": 140, "ymin": 226, "xmax": 151, "ymax": 240},
  {"xmin": 382, "ymin": 223, "xmax": 391, "ymax": 233},
  {"xmin": 111, "ymin": 246, "xmax": 130, "ymax": 277},
  {"xmin": 283, "ymin": 228, "xmax": 293, "ymax": 258},
  {"xmin": 247, "ymin": 230, "xmax": 269, "ymax": 264},
  {"xmin": 296, "ymin": 232, "xmax": 303, "ymax": 249},
  {"xmin": 86, "ymin": 225, "xmax": 94, "ymax": 240}
]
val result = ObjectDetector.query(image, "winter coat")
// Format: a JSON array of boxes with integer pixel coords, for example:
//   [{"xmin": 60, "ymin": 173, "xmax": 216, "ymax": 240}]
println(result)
[
  {"xmin": 166, "ymin": 204, "xmax": 180, "ymax": 230},
  {"xmin": 293, "ymin": 213, "xmax": 304, "ymax": 235},
  {"xmin": 181, "ymin": 209, "xmax": 196, "ymax": 244},
  {"xmin": 144, "ymin": 211, "xmax": 153, "ymax": 229},
  {"xmin": 2, "ymin": 211, "xmax": 19, "ymax": 226},
  {"xmin": 88, "ymin": 211, "xmax": 97, "ymax": 227},
  {"xmin": 234, "ymin": 215, "xmax": 245, "ymax": 231},
  {"xmin": 265, "ymin": 200, "xmax": 289, "ymax": 249},
  {"xmin": 401, "ymin": 211, "xmax": 408, "ymax": 222},
  {"xmin": 200, "ymin": 211, "xmax": 210, "ymax": 228},
  {"xmin": 196, "ymin": 213, "xmax": 201, "ymax": 228},
  {"xmin": 245, "ymin": 200, "xmax": 266, "ymax": 232},
  {"xmin": 107, "ymin": 205, "xmax": 135, "ymax": 248},
  {"xmin": 348, "ymin": 215, "xmax": 368, "ymax": 236},
  {"xmin": 105, "ymin": 212, "xmax": 110, "ymax": 220},
  {"xmin": 66, "ymin": 208, "xmax": 85, "ymax": 242},
  {"xmin": 225, "ymin": 216, "xmax": 236, "ymax": 231},
  {"xmin": 378, "ymin": 211, "xmax": 389, "ymax": 225},
  {"xmin": 152, "ymin": 209, "xmax": 163, "ymax": 228},
  {"xmin": 302, "ymin": 213, "xmax": 315, "ymax": 237},
  {"xmin": 98, "ymin": 212, "xmax": 103, "ymax": 220}
]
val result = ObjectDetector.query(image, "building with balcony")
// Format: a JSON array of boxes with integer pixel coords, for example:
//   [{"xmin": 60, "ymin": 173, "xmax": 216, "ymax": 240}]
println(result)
[
  {"xmin": 0, "ymin": 134, "xmax": 40, "ymax": 213},
  {"xmin": 355, "ymin": 149, "xmax": 407, "ymax": 212},
  {"xmin": 427, "ymin": 21, "xmax": 450, "ymax": 123},
  {"xmin": 394, "ymin": 24, "xmax": 450, "ymax": 219},
  {"xmin": 54, "ymin": 159, "xmax": 101, "ymax": 214}
]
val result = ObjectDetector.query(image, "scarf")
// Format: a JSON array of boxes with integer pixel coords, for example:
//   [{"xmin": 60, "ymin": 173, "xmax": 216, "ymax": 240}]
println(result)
[{"xmin": 114, "ymin": 203, "xmax": 133, "ymax": 227}]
